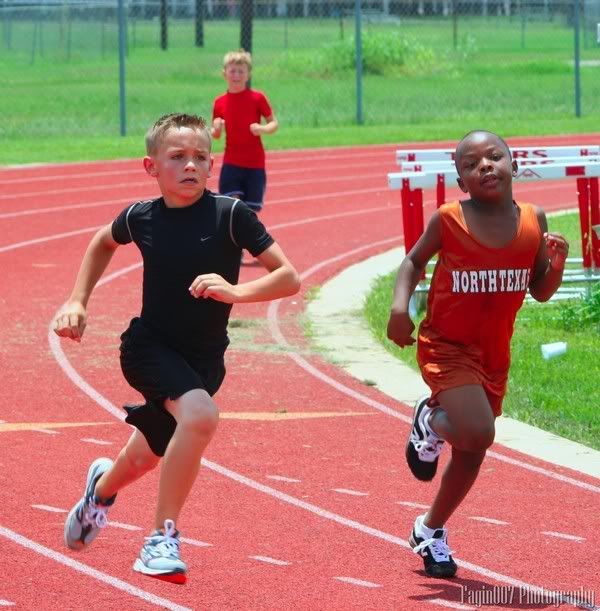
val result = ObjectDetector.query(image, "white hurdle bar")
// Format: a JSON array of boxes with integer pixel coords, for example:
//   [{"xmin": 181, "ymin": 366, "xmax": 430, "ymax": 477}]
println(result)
[
  {"xmin": 400, "ymin": 156, "xmax": 600, "ymax": 174},
  {"xmin": 396, "ymin": 145, "xmax": 600, "ymax": 164},
  {"xmin": 387, "ymin": 160, "xmax": 600, "ymax": 270}
]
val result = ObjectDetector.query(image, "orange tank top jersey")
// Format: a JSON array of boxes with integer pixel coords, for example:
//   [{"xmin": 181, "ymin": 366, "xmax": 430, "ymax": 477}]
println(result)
[{"xmin": 417, "ymin": 201, "xmax": 542, "ymax": 416}]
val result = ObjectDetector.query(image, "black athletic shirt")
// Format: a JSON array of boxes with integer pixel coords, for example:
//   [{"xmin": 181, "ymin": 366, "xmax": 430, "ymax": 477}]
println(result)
[{"xmin": 112, "ymin": 190, "xmax": 274, "ymax": 357}]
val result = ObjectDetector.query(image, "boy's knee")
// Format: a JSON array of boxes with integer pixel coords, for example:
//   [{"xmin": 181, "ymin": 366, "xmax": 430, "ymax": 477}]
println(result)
[
  {"xmin": 178, "ymin": 398, "xmax": 219, "ymax": 436},
  {"xmin": 124, "ymin": 445, "xmax": 159, "ymax": 474},
  {"xmin": 461, "ymin": 423, "xmax": 495, "ymax": 453}
]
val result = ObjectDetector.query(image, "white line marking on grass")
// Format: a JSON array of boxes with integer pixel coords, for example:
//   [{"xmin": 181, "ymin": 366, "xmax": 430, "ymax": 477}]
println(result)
[
  {"xmin": 396, "ymin": 501, "xmax": 429, "ymax": 509},
  {"xmin": 541, "ymin": 531, "xmax": 585, "ymax": 542},
  {"xmin": 334, "ymin": 576, "xmax": 381, "ymax": 588},
  {"xmin": 332, "ymin": 488, "xmax": 369, "ymax": 496},
  {"xmin": 266, "ymin": 475, "xmax": 301, "ymax": 483},
  {"xmin": 249, "ymin": 555, "xmax": 290, "ymax": 566},
  {"xmin": 0, "ymin": 525, "xmax": 191, "ymax": 611},
  {"xmin": 429, "ymin": 599, "xmax": 476, "ymax": 610},
  {"xmin": 48, "ymin": 256, "xmax": 600, "ymax": 611},
  {"xmin": 469, "ymin": 516, "xmax": 510, "ymax": 526},
  {"xmin": 81, "ymin": 438, "xmax": 114, "ymax": 445},
  {"xmin": 32, "ymin": 504, "xmax": 67, "ymax": 513}
]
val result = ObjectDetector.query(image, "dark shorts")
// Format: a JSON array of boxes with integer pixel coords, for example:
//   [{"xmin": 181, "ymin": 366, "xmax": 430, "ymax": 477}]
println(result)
[
  {"xmin": 119, "ymin": 317, "xmax": 226, "ymax": 456},
  {"xmin": 219, "ymin": 163, "xmax": 266, "ymax": 212}
]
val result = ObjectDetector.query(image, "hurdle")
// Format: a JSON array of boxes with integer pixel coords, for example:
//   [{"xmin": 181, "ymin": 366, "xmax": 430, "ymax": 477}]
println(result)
[{"xmin": 388, "ymin": 155, "xmax": 600, "ymax": 276}]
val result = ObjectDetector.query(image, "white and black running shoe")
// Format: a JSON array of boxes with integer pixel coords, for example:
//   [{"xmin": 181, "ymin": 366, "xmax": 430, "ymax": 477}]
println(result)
[
  {"xmin": 409, "ymin": 514, "xmax": 457, "ymax": 578},
  {"xmin": 406, "ymin": 396, "xmax": 444, "ymax": 481},
  {"xmin": 64, "ymin": 457, "xmax": 116, "ymax": 550},
  {"xmin": 133, "ymin": 519, "xmax": 187, "ymax": 584}
]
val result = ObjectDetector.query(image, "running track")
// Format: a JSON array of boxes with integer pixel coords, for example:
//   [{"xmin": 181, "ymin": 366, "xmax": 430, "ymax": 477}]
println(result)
[{"xmin": 1, "ymin": 135, "xmax": 599, "ymax": 611}]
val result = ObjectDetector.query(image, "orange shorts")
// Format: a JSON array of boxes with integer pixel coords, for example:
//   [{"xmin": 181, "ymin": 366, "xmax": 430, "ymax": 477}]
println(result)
[{"xmin": 417, "ymin": 333, "xmax": 507, "ymax": 417}]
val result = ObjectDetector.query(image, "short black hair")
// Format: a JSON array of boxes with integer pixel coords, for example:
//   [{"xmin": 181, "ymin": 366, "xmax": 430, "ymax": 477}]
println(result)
[{"xmin": 455, "ymin": 130, "xmax": 511, "ymax": 167}]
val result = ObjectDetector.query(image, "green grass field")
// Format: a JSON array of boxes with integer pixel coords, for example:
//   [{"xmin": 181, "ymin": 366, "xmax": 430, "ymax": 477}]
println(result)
[
  {"xmin": 363, "ymin": 212, "xmax": 600, "ymax": 450},
  {"xmin": 2, "ymin": 15, "xmax": 600, "ymax": 164}
]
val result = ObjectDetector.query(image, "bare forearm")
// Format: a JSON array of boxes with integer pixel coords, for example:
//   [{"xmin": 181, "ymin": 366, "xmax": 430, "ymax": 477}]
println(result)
[
  {"xmin": 69, "ymin": 232, "xmax": 117, "ymax": 306},
  {"xmin": 390, "ymin": 257, "xmax": 424, "ymax": 313},
  {"xmin": 259, "ymin": 120, "xmax": 278, "ymax": 136},
  {"xmin": 235, "ymin": 265, "xmax": 299, "ymax": 303},
  {"xmin": 529, "ymin": 264, "xmax": 564, "ymax": 302}
]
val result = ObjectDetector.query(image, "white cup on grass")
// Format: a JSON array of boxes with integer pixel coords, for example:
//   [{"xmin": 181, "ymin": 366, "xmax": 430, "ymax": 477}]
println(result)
[{"xmin": 541, "ymin": 341, "xmax": 567, "ymax": 360}]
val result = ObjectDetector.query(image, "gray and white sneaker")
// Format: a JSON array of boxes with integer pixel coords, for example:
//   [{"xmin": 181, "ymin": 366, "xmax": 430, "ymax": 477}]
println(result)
[
  {"xmin": 133, "ymin": 519, "xmax": 187, "ymax": 584},
  {"xmin": 406, "ymin": 396, "xmax": 445, "ymax": 481},
  {"xmin": 64, "ymin": 457, "xmax": 116, "ymax": 550}
]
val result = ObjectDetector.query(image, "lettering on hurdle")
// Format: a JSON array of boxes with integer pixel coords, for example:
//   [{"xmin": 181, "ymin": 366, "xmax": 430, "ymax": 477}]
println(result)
[{"xmin": 388, "ymin": 148, "xmax": 600, "ymax": 300}]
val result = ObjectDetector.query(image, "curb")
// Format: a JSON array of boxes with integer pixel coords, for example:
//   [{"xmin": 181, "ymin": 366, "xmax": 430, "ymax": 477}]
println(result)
[{"xmin": 307, "ymin": 247, "xmax": 600, "ymax": 479}]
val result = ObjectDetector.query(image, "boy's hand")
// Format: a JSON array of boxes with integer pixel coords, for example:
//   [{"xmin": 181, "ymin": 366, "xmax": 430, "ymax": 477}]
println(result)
[
  {"xmin": 544, "ymin": 232, "xmax": 569, "ymax": 271},
  {"xmin": 249, "ymin": 123, "xmax": 262, "ymax": 136},
  {"xmin": 386, "ymin": 311, "xmax": 416, "ymax": 348},
  {"xmin": 53, "ymin": 302, "xmax": 87, "ymax": 342},
  {"xmin": 212, "ymin": 118, "xmax": 225, "ymax": 137},
  {"xmin": 189, "ymin": 273, "xmax": 239, "ymax": 303}
]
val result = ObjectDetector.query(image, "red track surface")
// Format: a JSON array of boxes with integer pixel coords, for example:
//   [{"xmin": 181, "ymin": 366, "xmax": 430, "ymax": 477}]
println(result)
[{"xmin": 1, "ymin": 136, "xmax": 599, "ymax": 611}]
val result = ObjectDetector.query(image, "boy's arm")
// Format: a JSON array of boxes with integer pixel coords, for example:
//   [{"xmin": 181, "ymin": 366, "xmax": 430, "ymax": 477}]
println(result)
[
  {"xmin": 250, "ymin": 114, "xmax": 278, "ymax": 136},
  {"xmin": 387, "ymin": 211, "xmax": 442, "ymax": 347},
  {"xmin": 189, "ymin": 243, "xmax": 300, "ymax": 303},
  {"xmin": 528, "ymin": 207, "xmax": 568, "ymax": 302},
  {"xmin": 53, "ymin": 224, "xmax": 121, "ymax": 341}
]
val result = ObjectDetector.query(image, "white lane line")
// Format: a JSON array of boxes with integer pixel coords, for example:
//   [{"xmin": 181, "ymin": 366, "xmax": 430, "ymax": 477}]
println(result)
[
  {"xmin": 0, "ymin": 205, "xmax": 393, "ymax": 255},
  {"xmin": 0, "ymin": 601, "xmax": 16, "ymax": 607},
  {"xmin": 429, "ymin": 599, "xmax": 476, "ymax": 610},
  {"xmin": 396, "ymin": 501, "xmax": 429, "ymax": 509},
  {"xmin": 265, "ymin": 245, "xmax": 600, "ymax": 495},
  {"xmin": 331, "ymin": 488, "xmax": 369, "ymax": 497},
  {"xmin": 181, "ymin": 537, "xmax": 212, "ymax": 548},
  {"xmin": 469, "ymin": 516, "xmax": 510, "ymax": 526},
  {"xmin": 81, "ymin": 438, "xmax": 114, "ymax": 446},
  {"xmin": 110, "ymin": 521, "xmax": 142, "ymax": 531},
  {"xmin": 0, "ymin": 196, "xmax": 137, "ymax": 219},
  {"xmin": 32, "ymin": 504, "xmax": 67, "ymax": 513},
  {"xmin": 266, "ymin": 475, "xmax": 301, "ymax": 483},
  {"xmin": 31, "ymin": 428, "xmax": 58, "ymax": 435},
  {"xmin": 249, "ymin": 555, "xmax": 290, "ymax": 566},
  {"xmin": 49, "ymin": 328, "xmax": 598, "ymax": 611},
  {"xmin": 0, "ymin": 225, "xmax": 102, "ymax": 254},
  {"xmin": 541, "ymin": 531, "xmax": 585, "ymax": 542},
  {"xmin": 0, "ymin": 525, "xmax": 191, "ymax": 611},
  {"xmin": 334, "ymin": 576, "xmax": 382, "ymax": 588}
]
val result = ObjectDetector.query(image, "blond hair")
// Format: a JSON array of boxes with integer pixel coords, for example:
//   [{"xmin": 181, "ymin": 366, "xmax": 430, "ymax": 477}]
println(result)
[
  {"xmin": 223, "ymin": 49, "xmax": 252, "ymax": 71},
  {"xmin": 145, "ymin": 113, "xmax": 212, "ymax": 155}
]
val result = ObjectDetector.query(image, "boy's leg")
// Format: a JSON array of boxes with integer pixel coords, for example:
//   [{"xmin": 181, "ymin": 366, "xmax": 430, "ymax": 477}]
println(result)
[
  {"xmin": 157, "ymin": 388, "xmax": 219, "ymax": 528},
  {"xmin": 95, "ymin": 429, "xmax": 160, "ymax": 500},
  {"xmin": 64, "ymin": 430, "xmax": 159, "ymax": 551},
  {"xmin": 132, "ymin": 388, "xmax": 218, "ymax": 584},
  {"xmin": 409, "ymin": 384, "xmax": 495, "ymax": 578},
  {"xmin": 426, "ymin": 384, "xmax": 495, "ymax": 527},
  {"xmin": 241, "ymin": 168, "xmax": 266, "ymax": 213},
  {"xmin": 219, "ymin": 163, "xmax": 244, "ymax": 200}
]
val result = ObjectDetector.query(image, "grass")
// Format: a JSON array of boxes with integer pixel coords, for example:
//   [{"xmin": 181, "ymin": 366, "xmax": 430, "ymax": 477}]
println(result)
[
  {"xmin": 363, "ymin": 212, "xmax": 600, "ymax": 450},
  {"xmin": 1, "ymin": 15, "xmax": 600, "ymax": 164}
]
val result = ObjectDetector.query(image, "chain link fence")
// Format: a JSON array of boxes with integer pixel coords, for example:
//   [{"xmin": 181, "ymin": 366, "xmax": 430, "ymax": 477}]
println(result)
[{"xmin": 2, "ymin": 0, "xmax": 600, "ymax": 138}]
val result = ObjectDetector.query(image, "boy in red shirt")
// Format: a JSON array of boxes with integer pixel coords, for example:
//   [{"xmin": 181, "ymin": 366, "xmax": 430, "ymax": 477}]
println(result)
[{"xmin": 212, "ymin": 50, "xmax": 278, "ymax": 214}]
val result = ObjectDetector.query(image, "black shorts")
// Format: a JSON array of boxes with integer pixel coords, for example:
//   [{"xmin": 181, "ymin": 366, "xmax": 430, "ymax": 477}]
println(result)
[
  {"xmin": 119, "ymin": 317, "xmax": 226, "ymax": 456},
  {"xmin": 219, "ymin": 163, "xmax": 266, "ymax": 212}
]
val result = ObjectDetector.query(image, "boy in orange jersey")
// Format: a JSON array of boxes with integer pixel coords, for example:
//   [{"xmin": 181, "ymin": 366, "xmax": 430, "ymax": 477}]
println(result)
[
  {"xmin": 53, "ymin": 113, "xmax": 299, "ymax": 584},
  {"xmin": 387, "ymin": 130, "xmax": 569, "ymax": 578},
  {"xmin": 212, "ymin": 49, "xmax": 278, "ymax": 214}
]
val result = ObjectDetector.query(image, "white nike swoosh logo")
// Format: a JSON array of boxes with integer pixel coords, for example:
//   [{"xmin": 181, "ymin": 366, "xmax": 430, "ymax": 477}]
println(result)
[{"xmin": 200, "ymin": 236, "xmax": 212, "ymax": 241}]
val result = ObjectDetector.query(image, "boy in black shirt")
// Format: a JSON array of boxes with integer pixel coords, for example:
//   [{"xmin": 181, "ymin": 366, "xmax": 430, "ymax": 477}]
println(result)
[{"xmin": 53, "ymin": 113, "xmax": 300, "ymax": 584}]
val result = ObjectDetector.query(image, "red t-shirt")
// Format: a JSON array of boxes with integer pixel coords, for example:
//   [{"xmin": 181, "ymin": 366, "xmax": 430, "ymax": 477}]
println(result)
[{"xmin": 212, "ymin": 88, "xmax": 273, "ymax": 169}]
